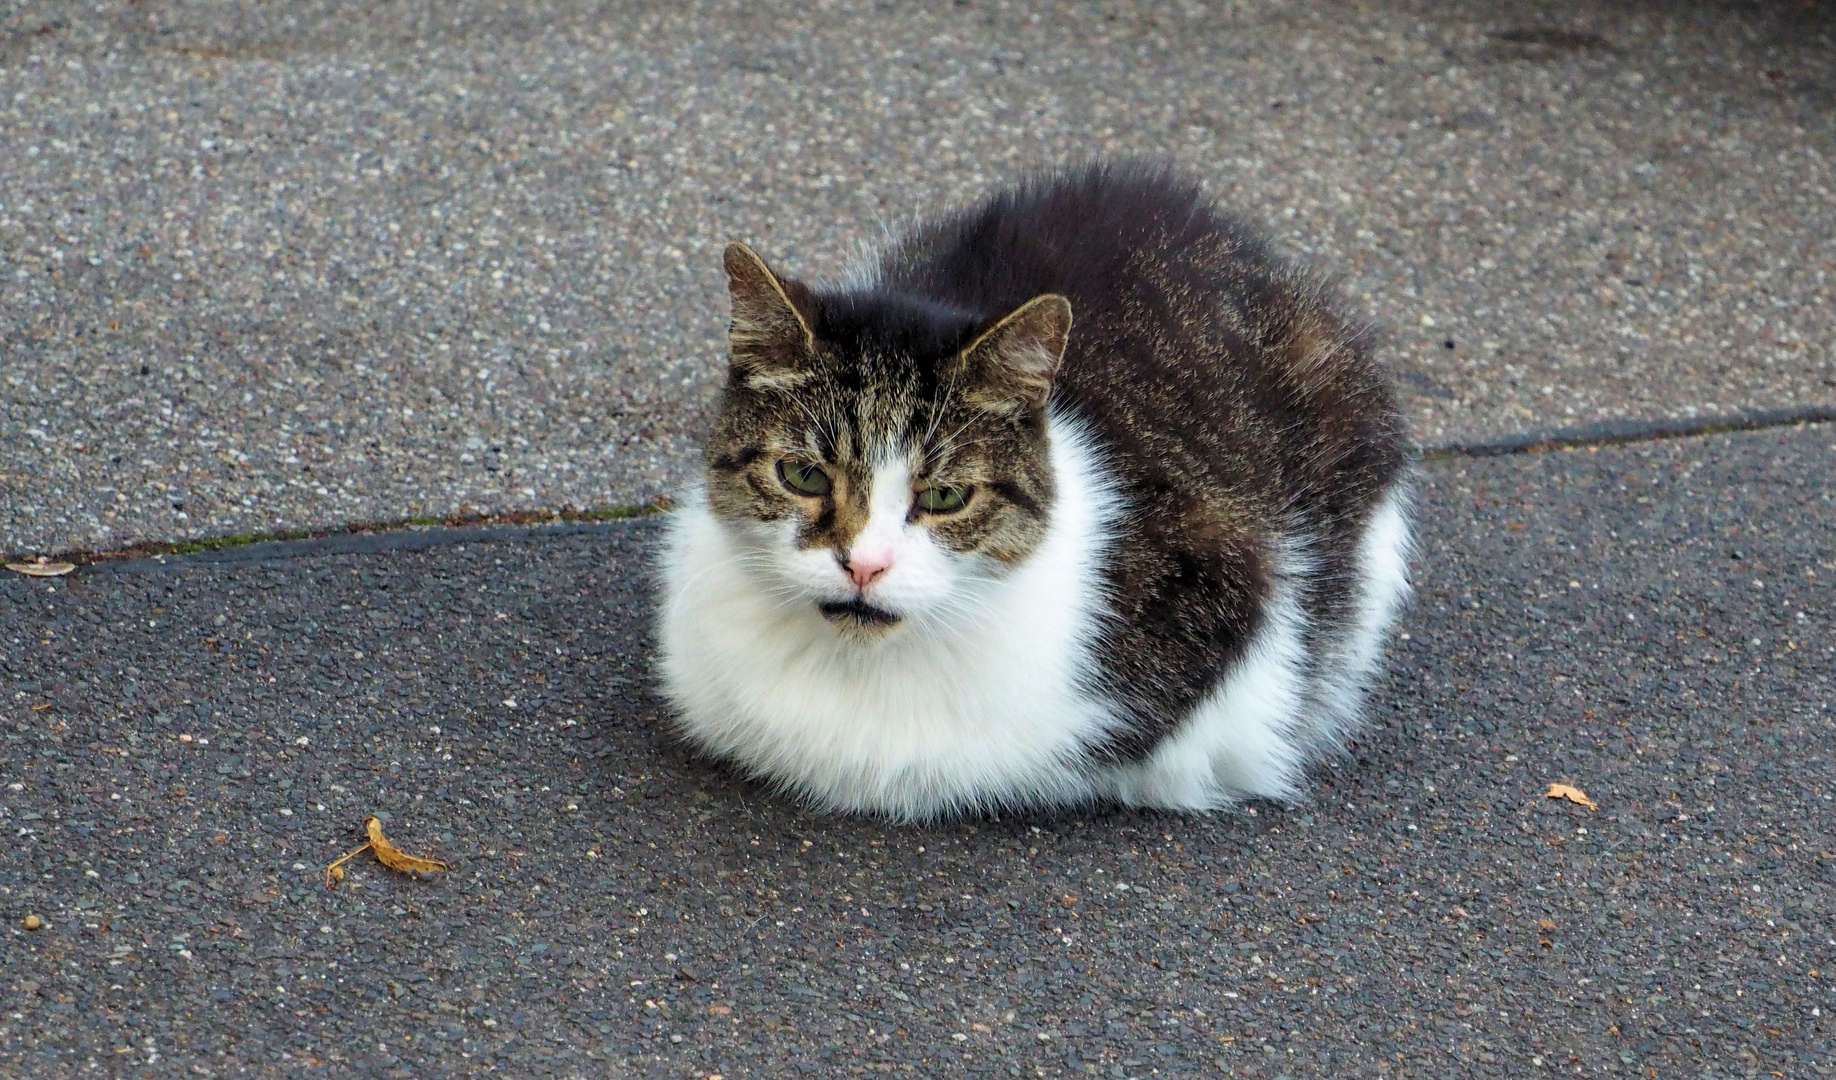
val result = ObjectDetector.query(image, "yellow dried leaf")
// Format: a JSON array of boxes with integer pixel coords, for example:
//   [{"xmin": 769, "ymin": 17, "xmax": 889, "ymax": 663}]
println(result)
[
  {"xmin": 365, "ymin": 816, "xmax": 448, "ymax": 875},
  {"xmin": 1545, "ymin": 782, "xmax": 1598, "ymax": 811},
  {"xmin": 6, "ymin": 560, "xmax": 75, "ymax": 577},
  {"xmin": 323, "ymin": 817, "xmax": 448, "ymax": 887}
]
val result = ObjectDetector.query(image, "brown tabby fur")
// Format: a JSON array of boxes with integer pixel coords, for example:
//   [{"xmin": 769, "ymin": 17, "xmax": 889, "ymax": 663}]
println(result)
[
  {"xmin": 707, "ymin": 245, "xmax": 1069, "ymax": 568},
  {"xmin": 703, "ymin": 162, "xmax": 1410, "ymax": 764}
]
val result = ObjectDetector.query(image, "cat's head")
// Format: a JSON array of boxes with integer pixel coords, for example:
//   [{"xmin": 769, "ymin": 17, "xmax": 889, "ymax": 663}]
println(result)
[{"xmin": 702, "ymin": 242, "xmax": 1072, "ymax": 639}]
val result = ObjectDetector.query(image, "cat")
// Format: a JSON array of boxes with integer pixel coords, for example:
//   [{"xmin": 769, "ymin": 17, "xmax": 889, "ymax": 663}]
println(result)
[{"xmin": 657, "ymin": 162, "xmax": 1413, "ymax": 821}]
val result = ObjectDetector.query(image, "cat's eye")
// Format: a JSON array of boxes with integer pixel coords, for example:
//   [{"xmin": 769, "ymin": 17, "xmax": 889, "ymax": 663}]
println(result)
[
  {"xmin": 777, "ymin": 459, "xmax": 832, "ymax": 497},
  {"xmin": 916, "ymin": 485, "xmax": 971, "ymax": 514}
]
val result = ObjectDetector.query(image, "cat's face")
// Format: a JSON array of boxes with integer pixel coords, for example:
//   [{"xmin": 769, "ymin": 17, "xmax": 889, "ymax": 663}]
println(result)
[{"xmin": 702, "ymin": 243, "xmax": 1072, "ymax": 639}]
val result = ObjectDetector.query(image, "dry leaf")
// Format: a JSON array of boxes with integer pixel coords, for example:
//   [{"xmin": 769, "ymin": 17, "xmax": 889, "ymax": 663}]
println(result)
[
  {"xmin": 323, "ymin": 816, "xmax": 448, "ymax": 887},
  {"xmin": 1545, "ymin": 782, "xmax": 1598, "ymax": 811},
  {"xmin": 365, "ymin": 816, "xmax": 448, "ymax": 875},
  {"xmin": 6, "ymin": 560, "xmax": 75, "ymax": 577}
]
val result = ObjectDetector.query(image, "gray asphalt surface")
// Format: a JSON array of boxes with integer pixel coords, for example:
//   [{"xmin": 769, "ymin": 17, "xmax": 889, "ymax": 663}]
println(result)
[
  {"xmin": 5, "ymin": 0, "xmax": 1835, "ymax": 555},
  {"xmin": 4, "ymin": 425, "xmax": 1831, "ymax": 1077}
]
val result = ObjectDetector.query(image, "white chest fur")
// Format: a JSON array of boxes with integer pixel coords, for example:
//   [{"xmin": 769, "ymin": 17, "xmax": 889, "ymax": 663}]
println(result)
[{"xmin": 657, "ymin": 416, "xmax": 1123, "ymax": 819}]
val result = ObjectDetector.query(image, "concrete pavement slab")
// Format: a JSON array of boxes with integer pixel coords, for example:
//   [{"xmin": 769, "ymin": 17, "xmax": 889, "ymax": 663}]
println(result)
[
  {"xmin": 4, "ymin": 0, "xmax": 1834, "ymax": 555},
  {"xmin": 2, "ymin": 423, "xmax": 1831, "ymax": 1076}
]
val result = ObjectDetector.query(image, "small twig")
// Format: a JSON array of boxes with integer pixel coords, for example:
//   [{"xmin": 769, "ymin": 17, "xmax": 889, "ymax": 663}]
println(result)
[{"xmin": 324, "ymin": 842, "xmax": 371, "ymax": 888}]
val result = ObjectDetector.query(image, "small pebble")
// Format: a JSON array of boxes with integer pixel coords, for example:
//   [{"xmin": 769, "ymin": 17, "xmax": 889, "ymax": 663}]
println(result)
[{"xmin": 23, "ymin": 914, "xmax": 43, "ymax": 931}]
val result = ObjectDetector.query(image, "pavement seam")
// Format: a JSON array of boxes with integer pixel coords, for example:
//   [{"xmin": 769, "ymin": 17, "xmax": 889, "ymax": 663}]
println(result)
[
  {"xmin": 15, "ymin": 408, "xmax": 1831, "ymax": 572},
  {"xmin": 1419, "ymin": 403, "xmax": 1835, "ymax": 460},
  {"xmin": 14, "ymin": 499, "xmax": 675, "ymax": 573}
]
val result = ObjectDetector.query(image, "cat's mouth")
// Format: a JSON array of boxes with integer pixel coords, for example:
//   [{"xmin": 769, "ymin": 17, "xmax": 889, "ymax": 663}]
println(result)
[{"xmin": 817, "ymin": 599, "xmax": 902, "ymax": 630}]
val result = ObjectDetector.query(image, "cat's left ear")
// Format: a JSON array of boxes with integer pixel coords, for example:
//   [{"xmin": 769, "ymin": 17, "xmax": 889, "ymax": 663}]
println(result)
[{"xmin": 956, "ymin": 294, "xmax": 1073, "ymax": 415}]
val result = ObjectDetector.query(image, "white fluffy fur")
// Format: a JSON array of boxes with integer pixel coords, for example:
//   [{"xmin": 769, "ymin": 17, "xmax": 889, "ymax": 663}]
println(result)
[
  {"xmin": 1305, "ymin": 484, "xmax": 1414, "ymax": 749},
  {"xmin": 657, "ymin": 416, "xmax": 1412, "ymax": 820}
]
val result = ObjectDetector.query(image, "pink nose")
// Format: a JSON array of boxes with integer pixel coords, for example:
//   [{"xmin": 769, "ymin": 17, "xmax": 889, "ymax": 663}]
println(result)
[{"xmin": 844, "ymin": 553, "xmax": 892, "ymax": 589}]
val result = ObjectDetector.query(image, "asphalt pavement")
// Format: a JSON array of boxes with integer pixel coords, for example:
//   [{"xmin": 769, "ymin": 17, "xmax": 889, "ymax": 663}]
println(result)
[
  {"xmin": 3, "ymin": 424, "xmax": 1831, "ymax": 1078},
  {"xmin": 5, "ymin": 0, "xmax": 1835, "ymax": 555},
  {"xmin": 4, "ymin": 2, "xmax": 1834, "ymax": 1076}
]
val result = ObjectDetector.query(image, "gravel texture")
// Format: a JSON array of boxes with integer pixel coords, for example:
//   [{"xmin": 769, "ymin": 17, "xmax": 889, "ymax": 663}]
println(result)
[
  {"xmin": 4, "ymin": 0, "xmax": 1834, "ymax": 555},
  {"xmin": 3, "ymin": 425, "xmax": 1832, "ymax": 1077}
]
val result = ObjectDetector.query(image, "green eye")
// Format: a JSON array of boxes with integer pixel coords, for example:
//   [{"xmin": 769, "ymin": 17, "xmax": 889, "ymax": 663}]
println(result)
[
  {"xmin": 916, "ymin": 485, "xmax": 970, "ymax": 513},
  {"xmin": 777, "ymin": 459, "xmax": 832, "ymax": 496}
]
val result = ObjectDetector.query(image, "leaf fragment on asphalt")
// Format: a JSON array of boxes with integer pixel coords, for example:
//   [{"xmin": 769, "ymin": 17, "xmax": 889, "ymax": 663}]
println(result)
[
  {"xmin": 323, "ymin": 816, "xmax": 448, "ymax": 887},
  {"xmin": 6, "ymin": 560, "xmax": 75, "ymax": 577},
  {"xmin": 1545, "ymin": 782, "xmax": 1598, "ymax": 811},
  {"xmin": 365, "ymin": 816, "xmax": 448, "ymax": 875}
]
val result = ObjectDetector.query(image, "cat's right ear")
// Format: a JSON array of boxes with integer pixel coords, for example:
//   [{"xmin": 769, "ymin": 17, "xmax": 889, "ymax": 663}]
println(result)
[
  {"xmin": 723, "ymin": 242, "xmax": 817, "ymax": 391},
  {"xmin": 955, "ymin": 293, "xmax": 1073, "ymax": 416}
]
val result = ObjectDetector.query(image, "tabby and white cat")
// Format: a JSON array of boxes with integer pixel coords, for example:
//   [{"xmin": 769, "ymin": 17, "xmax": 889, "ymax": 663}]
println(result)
[{"xmin": 658, "ymin": 163, "xmax": 1412, "ymax": 820}]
